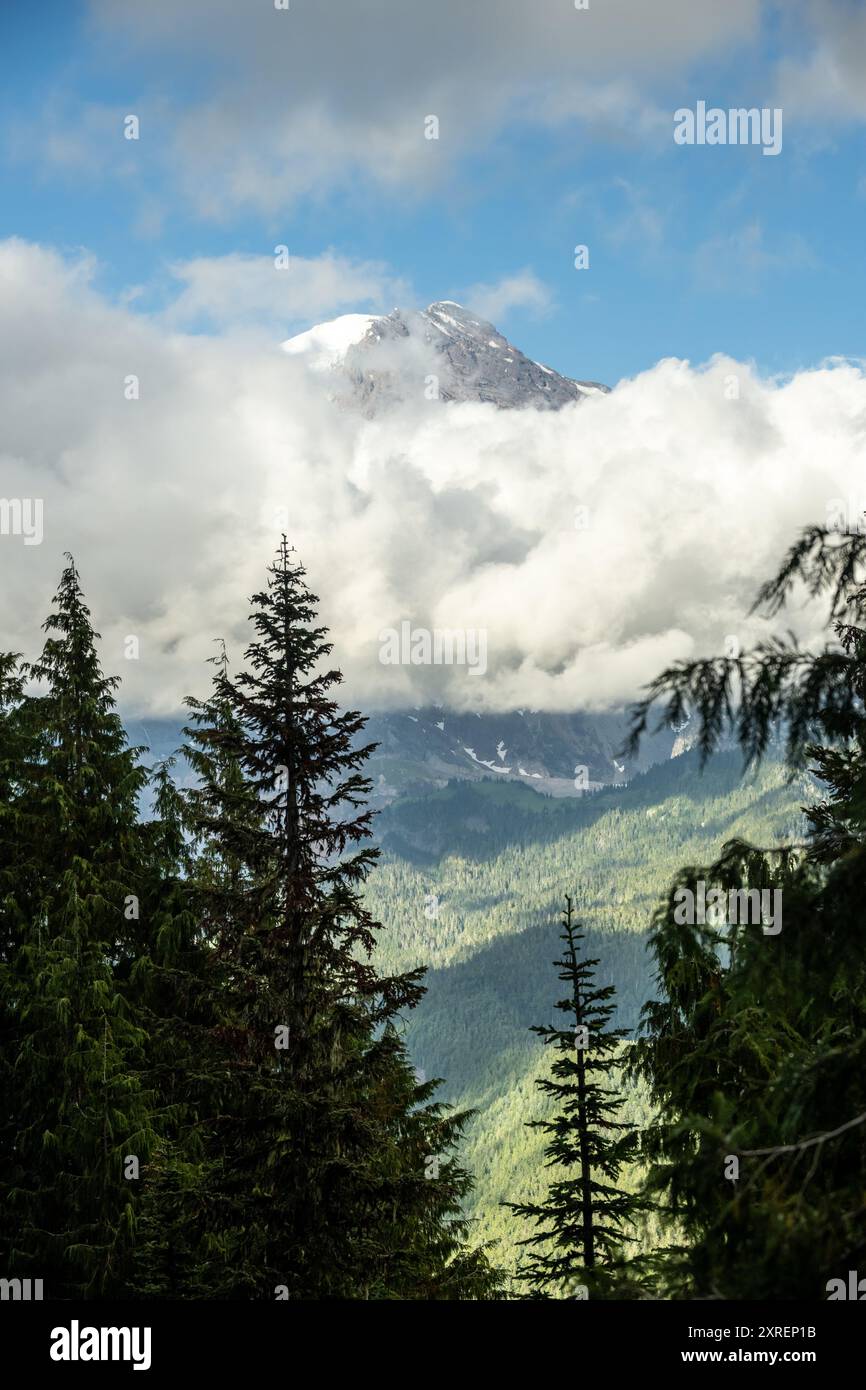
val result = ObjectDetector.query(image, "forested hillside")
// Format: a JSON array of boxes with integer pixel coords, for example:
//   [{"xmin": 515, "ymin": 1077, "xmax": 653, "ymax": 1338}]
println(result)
[{"xmin": 365, "ymin": 752, "xmax": 810, "ymax": 1269}]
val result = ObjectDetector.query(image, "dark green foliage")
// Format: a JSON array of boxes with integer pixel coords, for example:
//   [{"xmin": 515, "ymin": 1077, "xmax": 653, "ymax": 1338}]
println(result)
[
  {"xmin": 507, "ymin": 895, "xmax": 648, "ymax": 1298},
  {"xmin": 1, "ymin": 548, "xmax": 500, "ymax": 1301},
  {"xmin": 0, "ymin": 559, "xmax": 158, "ymax": 1297},
  {"xmin": 134, "ymin": 540, "xmax": 500, "ymax": 1299},
  {"xmin": 626, "ymin": 523, "xmax": 866, "ymax": 1299}
]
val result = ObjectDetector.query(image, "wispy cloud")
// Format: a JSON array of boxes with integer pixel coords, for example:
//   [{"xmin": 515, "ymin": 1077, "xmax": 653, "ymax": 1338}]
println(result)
[
  {"xmin": 692, "ymin": 220, "xmax": 816, "ymax": 293},
  {"xmin": 160, "ymin": 252, "xmax": 411, "ymax": 334},
  {"xmin": 464, "ymin": 270, "xmax": 554, "ymax": 323},
  {"xmin": 27, "ymin": 0, "xmax": 760, "ymax": 218}
]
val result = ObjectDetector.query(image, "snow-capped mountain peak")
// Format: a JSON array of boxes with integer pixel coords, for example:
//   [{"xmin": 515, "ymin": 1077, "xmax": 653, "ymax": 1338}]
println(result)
[{"xmin": 281, "ymin": 301, "xmax": 607, "ymax": 413}]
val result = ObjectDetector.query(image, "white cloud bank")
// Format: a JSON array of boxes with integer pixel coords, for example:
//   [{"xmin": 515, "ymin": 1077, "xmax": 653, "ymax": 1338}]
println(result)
[{"xmin": 0, "ymin": 238, "xmax": 863, "ymax": 718}]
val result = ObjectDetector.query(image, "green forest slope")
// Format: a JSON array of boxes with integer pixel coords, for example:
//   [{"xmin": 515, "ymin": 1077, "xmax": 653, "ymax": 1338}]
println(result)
[{"xmin": 365, "ymin": 749, "xmax": 811, "ymax": 1271}]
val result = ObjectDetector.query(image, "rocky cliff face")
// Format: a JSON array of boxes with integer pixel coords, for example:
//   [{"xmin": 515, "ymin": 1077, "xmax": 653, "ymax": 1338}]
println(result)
[{"xmin": 362, "ymin": 705, "xmax": 675, "ymax": 804}]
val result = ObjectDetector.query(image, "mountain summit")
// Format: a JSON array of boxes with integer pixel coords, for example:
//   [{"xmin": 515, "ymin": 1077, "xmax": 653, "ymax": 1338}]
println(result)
[
  {"xmin": 278, "ymin": 301, "xmax": 622, "ymax": 795},
  {"xmin": 282, "ymin": 301, "xmax": 608, "ymax": 414}
]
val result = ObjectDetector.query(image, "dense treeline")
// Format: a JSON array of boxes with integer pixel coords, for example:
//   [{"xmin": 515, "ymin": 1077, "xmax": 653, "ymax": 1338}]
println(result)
[{"xmin": 0, "ymin": 546, "xmax": 499, "ymax": 1299}]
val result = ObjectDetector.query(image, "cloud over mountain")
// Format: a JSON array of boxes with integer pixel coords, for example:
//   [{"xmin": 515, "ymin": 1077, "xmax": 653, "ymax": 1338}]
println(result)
[{"xmin": 1, "ymin": 238, "xmax": 863, "ymax": 719}]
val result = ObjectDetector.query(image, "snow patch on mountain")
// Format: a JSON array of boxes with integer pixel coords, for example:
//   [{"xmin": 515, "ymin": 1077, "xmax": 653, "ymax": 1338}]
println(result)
[
  {"xmin": 281, "ymin": 313, "xmax": 377, "ymax": 372},
  {"xmin": 463, "ymin": 745, "xmax": 512, "ymax": 773}
]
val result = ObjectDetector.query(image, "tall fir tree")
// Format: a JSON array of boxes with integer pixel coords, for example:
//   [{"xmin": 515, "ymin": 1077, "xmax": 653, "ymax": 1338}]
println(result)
[
  {"xmin": 139, "ymin": 540, "xmax": 499, "ymax": 1299},
  {"xmin": 508, "ymin": 895, "xmax": 647, "ymax": 1299},
  {"xmin": 0, "ymin": 558, "xmax": 160, "ymax": 1297}
]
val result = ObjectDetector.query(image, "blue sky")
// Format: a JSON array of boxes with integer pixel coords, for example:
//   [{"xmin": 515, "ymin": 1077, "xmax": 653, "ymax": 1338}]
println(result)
[{"xmin": 2, "ymin": 2, "xmax": 865, "ymax": 385}]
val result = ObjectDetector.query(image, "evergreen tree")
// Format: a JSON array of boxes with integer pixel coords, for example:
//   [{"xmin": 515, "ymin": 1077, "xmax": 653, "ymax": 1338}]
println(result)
[
  {"xmin": 507, "ymin": 894, "xmax": 646, "ymax": 1299},
  {"xmin": 0, "ymin": 558, "xmax": 159, "ymax": 1297},
  {"xmin": 625, "ymin": 521, "xmax": 866, "ymax": 1299},
  {"xmin": 127, "ymin": 754, "xmax": 221, "ymax": 1300},
  {"xmin": 144, "ymin": 539, "xmax": 499, "ymax": 1299},
  {"xmin": 0, "ymin": 651, "xmax": 30, "ymax": 1278}
]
